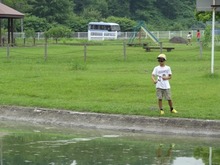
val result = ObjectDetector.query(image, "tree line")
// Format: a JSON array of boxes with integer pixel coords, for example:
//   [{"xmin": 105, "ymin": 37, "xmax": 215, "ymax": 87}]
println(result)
[{"xmin": 0, "ymin": 0, "xmax": 214, "ymax": 35}]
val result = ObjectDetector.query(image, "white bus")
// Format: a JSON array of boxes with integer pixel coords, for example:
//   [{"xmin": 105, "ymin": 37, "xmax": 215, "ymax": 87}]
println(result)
[{"xmin": 88, "ymin": 22, "xmax": 121, "ymax": 40}]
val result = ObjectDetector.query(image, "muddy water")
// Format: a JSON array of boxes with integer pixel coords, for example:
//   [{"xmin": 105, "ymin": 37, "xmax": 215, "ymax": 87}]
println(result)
[{"xmin": 0, "ymin": 120, "xmax": 220, "ymax": 165}]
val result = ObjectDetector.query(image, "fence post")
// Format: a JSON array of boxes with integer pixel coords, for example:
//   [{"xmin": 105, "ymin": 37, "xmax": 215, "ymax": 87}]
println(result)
[
  {"xmin": 209, "ymin": 147, "xmax": 212, "ymax": 165},
  {"xmin": 44, "ymin": 38, "xmax": 48, "ymax": 61},
  {"xmin": 23, "ymin": 38, "xmax": 25, "ymax": 46},
  {"xmin": 84, "ymin": 44, "xmax": 87, "ymax": 62},
  {"xmin": 199, "ymin": 41, "xmax": 203, "ymax": 59},
  {"xmin": 157, "ymin": 31, "xmax": 159, "ymax": 39},
  {"xmin": 159, "ymin": 42, "xmax": 163, "ymax": 53},
  {"xmin": 33, "ymin": 38, "xmax": 36, "ymax": 46},
  {"xmin": 7, "ymin": 44, "xmax": 10, "ymax": 59},
  {"xmin": 123, "ymin": 41, "xmax": 127, "ymax": 61}
]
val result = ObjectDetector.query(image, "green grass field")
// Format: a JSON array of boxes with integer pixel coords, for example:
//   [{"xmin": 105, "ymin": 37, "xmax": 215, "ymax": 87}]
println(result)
[{"xmin": 0, "ymin": 39, "xmax": 220, "ymax": 120}]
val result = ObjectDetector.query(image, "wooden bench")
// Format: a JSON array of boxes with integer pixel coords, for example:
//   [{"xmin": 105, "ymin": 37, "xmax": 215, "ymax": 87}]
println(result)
[
  {"xmin": 127, "ymin": 43, "xmax": 140, "ymax": 47},
  {"xmin": 144, "ymin": 46, "xmax": 175, "ymax": 52},
  {"xmin": 127, "ymin": 43, "xmax": 148, "ymax": 47}
]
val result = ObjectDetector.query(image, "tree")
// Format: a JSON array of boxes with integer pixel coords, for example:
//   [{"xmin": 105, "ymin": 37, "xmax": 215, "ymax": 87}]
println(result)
[
  {"xmin": 24, "ymin": 28, "xmax": 35, "ymax": 38},
  {"xmin": 203, "ymin": 25, "xmax": 211, "ymax": 47},
  {"xmin": 87, "ymin": 0, "xmax": 109, "ymax": 18},
  {"xmin": 155, "ymin": 0, "xmax": 195, "ymax": 20},
  {"xmin": 73, "ymin": 0, "xmax": 91, "ymax": 14},
  {"xmin": 3, "ymin": 0, "xmax": 32, "ymax": 13},
  {"xmin": 129, "ymin": 0, "xmax": 156, "ymax": 20},
  {"xmin": 24, "ymin": 28, "xmax": 36, "ymax": 45},
  {"xmin": 28, "ymin": 0, "xmax": 74, "ymax": 24},
  {"xmin": 1, "ymin": 0, "xmax": 203, "ymax": 31},
  {"xmin": 45, "ymin": 26, "xmax": 72, "ymax": 43},
  {"xmin": 105, "ymin": 16, "xmax": 136, "ymax": 31},
  {"xmin": 106, "ymin": 0, "xmax": 130, "ymax": 18},
  {"xmin": 65, "ymin": 15, "xmax": 88, "ymax": 32},
  {"xmin": 23, "ymin": 15, "xmax": 50, "ymax": 32},
  {"xmin": 81, "ymin": 8, "xmax": 102, "ymax": 21}
]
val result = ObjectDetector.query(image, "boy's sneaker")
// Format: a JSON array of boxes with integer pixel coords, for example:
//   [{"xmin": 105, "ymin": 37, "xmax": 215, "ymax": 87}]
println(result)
[
  {"xmin": 171, "ymin": 109, "xmax": 178, "ymax": 113},
  {"xmin": 160, "ymin": 110, "xmax": 165, "ymax": 115}
]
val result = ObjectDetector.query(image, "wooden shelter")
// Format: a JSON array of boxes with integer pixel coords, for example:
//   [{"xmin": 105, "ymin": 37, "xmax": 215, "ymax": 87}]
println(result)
[{"xmin": 0, "ymin": 2, "xmax": 24, "ymax": 46}]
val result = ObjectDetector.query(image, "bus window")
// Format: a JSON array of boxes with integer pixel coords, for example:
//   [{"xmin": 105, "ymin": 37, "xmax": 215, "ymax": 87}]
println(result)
[
  {"xmin": 100, "ymin": 25, "xmax": 104, "ymax": 30},
  {"xmin": 107, "ymin": 26, "xmax": 111, "ymax": 31}
]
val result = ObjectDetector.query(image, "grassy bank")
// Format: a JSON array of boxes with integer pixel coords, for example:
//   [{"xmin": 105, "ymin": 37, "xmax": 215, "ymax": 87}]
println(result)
[{"xmin": 0, "ymin": 40, "xmax": 220, "ymax": 120}]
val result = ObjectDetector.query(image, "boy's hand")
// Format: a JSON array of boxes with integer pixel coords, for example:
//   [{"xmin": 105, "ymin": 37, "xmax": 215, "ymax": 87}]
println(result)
[
  {"xmin": 162, "ymin": 76, "xmax": 167, "ymax": 80},
  {"xmin": 162, "ymin": 76, "xmax": 170, "ymax": 80}
]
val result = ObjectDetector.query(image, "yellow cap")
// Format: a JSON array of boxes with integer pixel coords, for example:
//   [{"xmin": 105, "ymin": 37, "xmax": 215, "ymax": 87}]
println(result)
[{"xmin": 157, "ymin": 54, "xmax": 166, "ymax": 60}]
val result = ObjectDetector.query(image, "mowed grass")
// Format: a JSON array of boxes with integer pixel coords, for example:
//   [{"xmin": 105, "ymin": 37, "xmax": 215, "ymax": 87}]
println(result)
[{"xmin": 0, "ymin": 40, "xmax": 220, "ymax": 120}]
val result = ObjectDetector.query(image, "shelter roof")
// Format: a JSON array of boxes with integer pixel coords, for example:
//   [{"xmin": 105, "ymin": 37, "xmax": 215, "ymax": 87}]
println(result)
[{"xmin": 0, "ymin": 2, "xmax": 24, "ymax": 18}]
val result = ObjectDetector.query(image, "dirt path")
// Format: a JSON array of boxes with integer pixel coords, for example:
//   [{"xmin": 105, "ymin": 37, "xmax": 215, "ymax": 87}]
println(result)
[{"xmin": 0, "ymin": 105, "xmax": 220, "ymax": 137}]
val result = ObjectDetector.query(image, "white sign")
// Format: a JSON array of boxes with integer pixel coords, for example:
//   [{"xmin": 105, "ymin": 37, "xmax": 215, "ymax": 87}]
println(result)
[{"xmin": 196, "ymin": 0, "xmax": 220, "ymax": 11}]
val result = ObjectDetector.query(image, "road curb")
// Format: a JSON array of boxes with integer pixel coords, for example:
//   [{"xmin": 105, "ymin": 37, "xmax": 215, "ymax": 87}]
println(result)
[{"xmin": 0, "ymin": 106, "xmax": 219, "ymax": 137}]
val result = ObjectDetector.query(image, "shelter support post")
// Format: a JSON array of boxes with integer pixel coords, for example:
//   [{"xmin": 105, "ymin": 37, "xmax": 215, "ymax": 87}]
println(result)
[
  {"xmin": 7, "ymin": 18, "xmax": 10, "ymax": 44},
  {"xmin": 7, "ymin": 18, "xmax": 15, "ymax": 46},
  {"xmin": 0, "ymin": 19, "xmax": 1, "ymax": 46},
  {"xmin": 11, "ymin": 18, "xmax": 14, "ymax": 46}
]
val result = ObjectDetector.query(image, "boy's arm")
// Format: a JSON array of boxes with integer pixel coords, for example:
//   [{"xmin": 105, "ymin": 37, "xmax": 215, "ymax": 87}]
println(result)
[{"xmin": 151, "ymin": 74, "xmax": 157, "ymax": 84}]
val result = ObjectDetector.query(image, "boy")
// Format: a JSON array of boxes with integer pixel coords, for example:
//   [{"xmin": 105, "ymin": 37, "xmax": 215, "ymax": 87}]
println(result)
[
  {"xmin": 151, "ymin": 54, "xmax": 177, "ymax": 115},
  {"xmin": 187, "ymin": 32, "xmax": 192, "ymax": 45},
  {"xmin": 196, "ymin": 30, "xmax": 201, "ymax": 42}
]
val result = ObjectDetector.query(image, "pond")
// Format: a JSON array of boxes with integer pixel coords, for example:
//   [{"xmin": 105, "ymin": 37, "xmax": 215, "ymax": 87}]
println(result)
[{"xmin": 0, "ymin": 120, "xmax": 220, "ymax": 165}]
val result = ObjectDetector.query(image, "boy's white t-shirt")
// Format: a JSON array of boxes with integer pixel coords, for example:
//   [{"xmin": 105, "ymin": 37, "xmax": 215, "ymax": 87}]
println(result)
[
  {"xmin": 152, "ymin": 65, "xmax": 172, "ymax": 89},
  {"xmin": 187, "ymin": 34, "xmax": 192, "ymax": 39}
]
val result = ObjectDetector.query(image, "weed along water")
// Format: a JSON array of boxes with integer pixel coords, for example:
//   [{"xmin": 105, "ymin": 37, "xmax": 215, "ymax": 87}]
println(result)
[{"xmin": 0, "ymin": 120, "xmax": 220, "ymax": 165}]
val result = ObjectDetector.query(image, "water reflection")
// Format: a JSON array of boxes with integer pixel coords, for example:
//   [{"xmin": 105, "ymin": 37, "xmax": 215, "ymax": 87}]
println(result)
[
  {"xmin": 0, "ymin": 121, "xmax": 220, "ymax": 165},
  {"xmin": 173, "ymin": 157, "xmax": 204, "ymax": 165}
]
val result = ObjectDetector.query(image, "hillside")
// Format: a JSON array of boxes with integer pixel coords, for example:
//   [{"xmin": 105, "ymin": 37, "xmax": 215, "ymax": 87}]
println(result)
[{"xmin": 2, "ymin": 0, "xmax": 198, "ymax": 31}]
